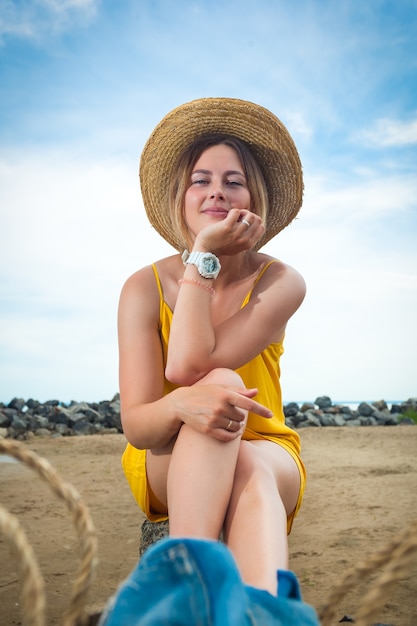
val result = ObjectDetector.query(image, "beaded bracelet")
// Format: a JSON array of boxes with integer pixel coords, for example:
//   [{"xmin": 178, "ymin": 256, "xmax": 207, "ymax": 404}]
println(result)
[{"xmin": 178, "ymin": 278, "xmax": 215, "ymax": 297}]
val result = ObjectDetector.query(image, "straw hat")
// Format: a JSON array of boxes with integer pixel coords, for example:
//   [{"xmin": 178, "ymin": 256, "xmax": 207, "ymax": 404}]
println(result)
[{"xmin": 139, "ymin": 97, "xmax": 303, "ymax": 250}]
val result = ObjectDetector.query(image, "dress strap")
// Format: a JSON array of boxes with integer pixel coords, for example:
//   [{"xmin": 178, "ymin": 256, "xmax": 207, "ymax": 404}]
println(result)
[
  {"xmin": 241, "ymin": 260, "xmax": 278, "ymax": 307},
  {"xmin": 151, "ymin": 263, "xmax": 164, "ymax": 300},
  {"xmin": 253, "ymin": 260, "xmax": 277, "ymax": 288}
]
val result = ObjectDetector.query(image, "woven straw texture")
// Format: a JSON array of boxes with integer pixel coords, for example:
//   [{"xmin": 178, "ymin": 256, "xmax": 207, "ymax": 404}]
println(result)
[{"xmin": 139, "ymin": 97, "xmax": 303, "ymax": 251}]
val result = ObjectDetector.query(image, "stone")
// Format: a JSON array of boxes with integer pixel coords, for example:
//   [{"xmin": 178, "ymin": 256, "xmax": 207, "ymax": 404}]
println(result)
[
  {"xmin": 139, "ymin": 519, "xmax": 170, "ymax": 556},
  {"xmin": 372, "ymin": 399, "xmax": 388, "ymax": 411},
  {"xmin": 300, "ymin": 402, "xmax": 315, "ymax": 412},
  {"xmin": 8, "ymin": 397, "xmax": 26, "ymax": 411},
  {"xmin": 357, "ymin": 402, "xmax": 375, "ymax": 416},
  {"xmin": 0, "ymin": 410, "xmax": 11, "ymax": 427},
  {"xmin": 318, "ymin": 414, "xmax": 336, "ymax": 427},
  {"xmin": 35, "ymin": 428, "xmax": 52, "ymax": 437},
  {"xmin": 314, "ymin": 396, "xmax": 332, "ymax": 409},
  {"xmin": 0, "ymin": 395, "xmax": 413, "ymax": 439},
  {"xmin": 283, "ymin": 402, "xmax": 299, "ymax": 417}
]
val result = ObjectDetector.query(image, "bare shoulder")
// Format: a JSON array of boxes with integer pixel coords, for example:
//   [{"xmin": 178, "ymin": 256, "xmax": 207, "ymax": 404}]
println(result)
[
  {"xmin": 121, "ymin": 255, "xmax": 179, "ymax": 294},
  {"xmin": 120, "ymin": 264, "xmax": 156, "ymax": 301},
  {"xmin": 258, "ymin": 253, "xmax": 305, "ymax": 288}
]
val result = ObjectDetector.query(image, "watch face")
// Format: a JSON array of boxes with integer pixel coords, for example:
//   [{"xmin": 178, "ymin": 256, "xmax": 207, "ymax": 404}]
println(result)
[
  {"xmin": 202, "ymin": 257, "xmax": 217, "ymax": 273},
  {"xmin": 200, "ymin": 253, "xmax": 220, "ymax": 278}
]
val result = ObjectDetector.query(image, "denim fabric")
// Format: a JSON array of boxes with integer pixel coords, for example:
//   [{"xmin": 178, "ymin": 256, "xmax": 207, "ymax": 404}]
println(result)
[{"xmin": 99, "ymin": 538, "xmax": 320, "ymax": 626}]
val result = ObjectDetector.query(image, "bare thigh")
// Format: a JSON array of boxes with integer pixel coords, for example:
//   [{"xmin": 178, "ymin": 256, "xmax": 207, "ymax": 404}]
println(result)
[
  {"xmin": 146, "ymin": 439, "xmax": 175, "ymax": 509},
  {"xmin": 244, "ymin": 439, "xmax": 301, "ymax": 517},
  {"xmin": 146, "ymin": 368, "xmax": 246, "ymax": 508}
]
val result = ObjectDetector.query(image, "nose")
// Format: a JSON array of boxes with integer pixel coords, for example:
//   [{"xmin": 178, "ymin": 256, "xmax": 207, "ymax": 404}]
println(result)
[{"xmin": 209, "ymin": 186, "xmax": 225, "ymax": 200}]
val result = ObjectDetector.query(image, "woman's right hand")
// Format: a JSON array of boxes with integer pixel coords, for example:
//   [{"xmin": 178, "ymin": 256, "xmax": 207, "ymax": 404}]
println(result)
[
  {"xmin": 171, "ymin": 384, "xmax": 272, "ymax": 442},
  {"xmin": 195, "ymin": 209, "xmax": 265, "ymax": 256}
]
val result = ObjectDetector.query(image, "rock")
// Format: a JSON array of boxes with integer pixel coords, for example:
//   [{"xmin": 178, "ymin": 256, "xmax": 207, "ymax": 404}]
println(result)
[
  {"xmin": 332, "ymin": 415, "xmax": 347, "ymax": 427},
  {"xmin": 314, "ymin": 396, "xmax": 332, "ymax": 409},
  {"xmin": 10, "ymin": 415, "xmax": 29, "ymax": 435},
  {"xmin": 8, "ymin": 397, "xmax": 26, "ymax": 411},
  {"xmin": 28, "ymin": 415, "xmax": 50, "ymax": 431},
  {"xmin": 0, "ymin": 395, "xmax": 414, "ymax": 438},
  {"xmin": 300, "ymin": 402, "xmax": 315, "ymax": 412},
  {"xmin": 372, "ymin": 399, "xmax": 388, "ymax": 411},
  {"xmin": 318, "ymin": 414, "xmax": 335, "ymax": 427},
  {"xmin": 0, "ymin": 410, "xmax": 11, "ymax": 427},
  {"xmin": 339, "ymin": 405, "xmax": 353, "ymax": 415},
  {"xmin": 140, "ymin": 519, "xmax": 170, "ymax": 556},
  {"xmin": 301, "ymin": 413, "xmax": 322, "ymax": 427},
  {"xmin": 283, "ymin": 402, "xmax": 299, "ymax": 417},
  {"xmin": 357, "ymin": 402, "xmax": 375, "ymax": 416},
  {"xmin": 35, "ymin": 428, "xmax": 52, "ymax": 437}
]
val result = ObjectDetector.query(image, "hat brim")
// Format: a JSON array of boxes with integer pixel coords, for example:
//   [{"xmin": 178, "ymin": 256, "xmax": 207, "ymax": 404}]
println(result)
[{"xmin": 139, "ymin": 97, "xmax": 303, "ymax": 251}]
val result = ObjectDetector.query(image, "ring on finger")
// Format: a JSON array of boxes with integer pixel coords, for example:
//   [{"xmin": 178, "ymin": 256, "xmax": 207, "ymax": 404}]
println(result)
[
  {"xmin": 226, "ymin": 419, "xmax": 233, "ymax": 430},
  {"xmin": 241, "ymin": 219, "xmax": 250, "ymax": 228}
]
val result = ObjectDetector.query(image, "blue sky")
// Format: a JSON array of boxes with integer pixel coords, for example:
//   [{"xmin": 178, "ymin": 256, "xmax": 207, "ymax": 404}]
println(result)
[{"xmin": 1, "ymin": 0, "xmax": 416, "ymax": 404}]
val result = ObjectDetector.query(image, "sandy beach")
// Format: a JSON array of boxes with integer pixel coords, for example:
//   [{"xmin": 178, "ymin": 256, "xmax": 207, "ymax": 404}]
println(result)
[{"xmin": 1, "ymin": 426, "xmax": 416, "ymax": 625}]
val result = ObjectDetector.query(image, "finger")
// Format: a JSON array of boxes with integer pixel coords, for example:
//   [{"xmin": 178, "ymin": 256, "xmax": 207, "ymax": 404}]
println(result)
[
  {"xmin": 223, "ymin": 416, "xmax": 243, "ymax": 432},
  {"xmin": 249, "ymin": 400, "xmax": 273, "ymax": 418},
  {"xmin": 224, "ymin": 387, "xmax": 273, "ymax": 418},
  {"xmin": 232, "ymin": 393, "xmax": 273, "ymax": 418}
]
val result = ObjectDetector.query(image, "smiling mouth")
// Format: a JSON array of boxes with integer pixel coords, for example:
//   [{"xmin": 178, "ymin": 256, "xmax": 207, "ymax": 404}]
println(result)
[{"xmin": 203, "ymin": 207, "xmax": 228, "ymax": 217}]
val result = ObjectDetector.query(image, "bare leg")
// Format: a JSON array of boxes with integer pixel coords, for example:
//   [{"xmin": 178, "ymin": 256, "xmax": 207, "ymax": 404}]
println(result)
[
  {"xmin": 224, "ymin": 440, "xmax": 301, "ymax": 595},
  {"xmin": 167, "ymin": 423, "xmax": 241, "ymax": 538},
  {"xmin": 146, "ymin": 368, "xmax": 246, "ymax": 539}
]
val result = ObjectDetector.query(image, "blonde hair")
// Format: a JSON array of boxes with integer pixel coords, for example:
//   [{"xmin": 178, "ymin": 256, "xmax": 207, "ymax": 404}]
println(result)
[{"xmin": 168, "ymin": 134, "xmax": 269, "ymax": 250}]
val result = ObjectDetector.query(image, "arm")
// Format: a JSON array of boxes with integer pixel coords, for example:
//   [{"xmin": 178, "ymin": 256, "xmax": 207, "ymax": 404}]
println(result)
[
  {"xmin": 118, "ymin": 265, "xmax": 273, "ymax": 449},
  {"xmin": 166, "ymin": 258, "xmax": 306, "ymax": 386},
  {"xmin": 118, "ymin": 266, "xmax": 183, "ymax": 449}
]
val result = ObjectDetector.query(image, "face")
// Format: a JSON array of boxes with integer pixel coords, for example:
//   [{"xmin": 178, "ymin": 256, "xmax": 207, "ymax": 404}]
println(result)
[{"xmin": 184, "ymin": 143, "xmax": 251, "ymax": 238}]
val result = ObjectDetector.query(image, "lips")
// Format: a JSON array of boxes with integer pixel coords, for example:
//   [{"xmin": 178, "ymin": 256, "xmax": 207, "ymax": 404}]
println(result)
[{"xmin": 202, "ymin": 207, "xmax": 228, "ymax": 218}]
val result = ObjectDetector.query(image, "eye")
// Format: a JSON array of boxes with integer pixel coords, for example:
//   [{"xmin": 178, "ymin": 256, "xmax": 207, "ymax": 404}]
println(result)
[
  {"xmin": 226, "ymin": 180, "xmax": 243, "ymax": 186},
  {"xmin": 191, "ymin": 178, "xmax": 209, "ymax": 185}
]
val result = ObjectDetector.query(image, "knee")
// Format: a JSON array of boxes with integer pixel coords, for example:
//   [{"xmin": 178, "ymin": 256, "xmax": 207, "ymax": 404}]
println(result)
[
  {"xmin": 233, "ymin": 444, "xmax": 275, "ymax": 495},
  {"xmin": 198, "ymin": 368, "xmax": 245, "ymax": 388}
]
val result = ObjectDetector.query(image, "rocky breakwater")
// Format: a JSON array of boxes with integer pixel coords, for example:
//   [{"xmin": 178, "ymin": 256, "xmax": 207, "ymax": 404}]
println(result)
[
  {"xmin": 284, "ymin": 396, "xmax": 417, "ymax": 428},
  {"xmin": 0, "ymin": 395, "xmax": 122, "ymax": 439},
  {"xmin": 0, "ymin": 395, "xmax": 416, "ymax": 440}
]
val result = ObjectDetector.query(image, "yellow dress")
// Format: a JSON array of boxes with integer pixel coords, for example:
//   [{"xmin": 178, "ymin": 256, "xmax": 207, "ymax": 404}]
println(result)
[{"xmin": 122, "ymin": 262, "xmax": 306, "ymax": 533}]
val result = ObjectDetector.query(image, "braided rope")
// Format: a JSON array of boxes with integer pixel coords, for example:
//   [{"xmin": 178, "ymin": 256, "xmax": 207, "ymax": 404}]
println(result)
[
  {"xmin": 0, "ymin": 439, "xmax": 97, "ymax": 626},
  {"xmin": 319, "ymin": 517, "xmax": 417, "ymax": 626},
  {"xmin": 0, "ymin": 505, "xmax": 46, "ymax": 626}
]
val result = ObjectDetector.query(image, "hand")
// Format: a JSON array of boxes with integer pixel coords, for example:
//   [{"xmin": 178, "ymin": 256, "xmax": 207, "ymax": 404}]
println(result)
[
  {"xmin": 173, "ymin": 384, "xmax": 272, "ymax": 442},
  {"xmin": 195, "ymin": 209, "xmax": 265, "ymax": 256}
]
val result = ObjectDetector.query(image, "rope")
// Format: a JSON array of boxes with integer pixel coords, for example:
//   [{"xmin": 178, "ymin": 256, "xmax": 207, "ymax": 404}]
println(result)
[
  {"xmin": 319, "ymin": 517, "xmax": 417, "ymax": 626},
  {"xmin": 0, "ymin": 505, "xmax": 46, "ymax": 626},
  {"xmin": 0, "ymin": 439, "xmax": 98, "ymax": 626}
]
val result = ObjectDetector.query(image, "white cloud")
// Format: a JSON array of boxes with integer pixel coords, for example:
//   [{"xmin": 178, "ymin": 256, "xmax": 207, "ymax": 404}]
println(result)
[
  {"xmin": 301, "ymin": 171, "xmax": 417, "ymax": 227},
  {"xmin": 357, "ymin": 113, "xmax": 417, "ymax": 147},
  {"xmin": 0, "ymin": 0, "xmax": 98, "ymax": 43}
]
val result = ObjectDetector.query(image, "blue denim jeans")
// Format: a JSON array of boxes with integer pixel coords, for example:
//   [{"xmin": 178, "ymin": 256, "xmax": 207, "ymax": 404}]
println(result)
[{"xmin": 99, "ymin": 537, "xmax": 319, "ymax": 625}]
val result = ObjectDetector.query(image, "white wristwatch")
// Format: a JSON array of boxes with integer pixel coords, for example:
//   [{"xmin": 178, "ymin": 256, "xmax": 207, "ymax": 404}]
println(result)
[{"xmin": 182, "ymin": 250, "xmax": 221, "ymax": 279}]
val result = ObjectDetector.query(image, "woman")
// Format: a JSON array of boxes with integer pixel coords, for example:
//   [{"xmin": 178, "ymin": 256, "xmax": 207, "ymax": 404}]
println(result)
[{"xmin": 119, "ymin": 97, "xmax": 306, "ymax": 596}]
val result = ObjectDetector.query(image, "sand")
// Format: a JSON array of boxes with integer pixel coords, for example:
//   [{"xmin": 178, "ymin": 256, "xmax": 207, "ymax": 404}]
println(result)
[{"xmin": 1, "ymin": 426, "xmax": 416, "ymax": 626}]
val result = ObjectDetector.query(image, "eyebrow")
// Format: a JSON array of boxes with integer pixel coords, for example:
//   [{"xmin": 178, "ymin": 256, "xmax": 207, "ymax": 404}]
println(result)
[{"xmin": 191, "ymin": 169, "xmax": 246, "ymax": 177}]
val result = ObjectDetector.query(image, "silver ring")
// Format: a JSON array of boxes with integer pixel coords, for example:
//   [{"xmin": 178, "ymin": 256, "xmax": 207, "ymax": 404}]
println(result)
[
  {"xmin": 241, "ymin": 219, "xmax": 250, "ymax": 228},
  {"xmin": 226, "ymin": 419, "xmax": 233, "ymax": 430}
]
